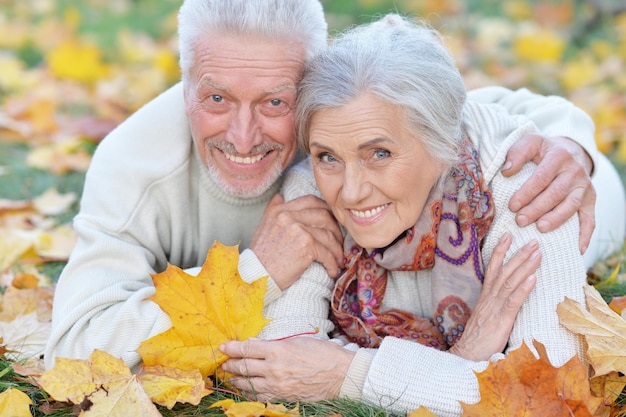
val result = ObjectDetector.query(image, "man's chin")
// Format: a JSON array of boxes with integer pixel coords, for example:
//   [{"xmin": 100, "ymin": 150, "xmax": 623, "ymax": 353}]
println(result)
[{"xmin": 209, "ymin": 170, "xmax": 281, "ymax": 198}]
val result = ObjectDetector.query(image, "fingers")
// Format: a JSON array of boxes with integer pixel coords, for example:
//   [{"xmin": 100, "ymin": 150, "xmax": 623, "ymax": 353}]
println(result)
[
  {"xmin": 513, "ymin": 170, "xmax": 571, "ymax": 227},
  {"xmin": 220, "ymin": 341, "xmax": 267, "ymax": 378},
  {"xmin": 220, "ymin": 340, "xmax": 265, "ymax": 360},
  {"xmin": 501, "ymin": 134, "xmax": 543, "ymax": 177},
  {"xmin": 483, "ymin": 235, "xmax": 541, "ymax": 297},
  {"xmin": 577, "ymin": 187, "xmax": 596, "ymax": 254},
  {"xmin": 508, "ymin": 157, "xmax": 559, "ymax": 215},
  {"xmin": 251, "ymin": 194, "xmax": 345, "ymax": 288}
]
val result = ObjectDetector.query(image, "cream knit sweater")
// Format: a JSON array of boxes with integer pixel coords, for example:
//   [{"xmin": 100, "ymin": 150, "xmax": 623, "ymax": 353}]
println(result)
[
  {"xmin": 276, "ymin": 100, "xmax": 592, "ymax": 417},
  {"xmin": 44, "ymin": 83, "xmax": 600, "ymax": 391}
]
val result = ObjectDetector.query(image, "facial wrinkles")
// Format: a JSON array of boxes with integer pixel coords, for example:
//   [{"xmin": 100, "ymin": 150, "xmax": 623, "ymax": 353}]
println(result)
[{"xmin": 311, "ymin": 93, "xmax": 444, "ymax": 248}]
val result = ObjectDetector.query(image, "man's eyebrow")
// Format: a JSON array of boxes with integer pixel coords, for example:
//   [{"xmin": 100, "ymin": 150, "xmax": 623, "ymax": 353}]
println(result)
[
  {"xmin": 265, "ymin": 84, "xmax": 297, "ymax": 94},
  {"xmin": 198, "ymin": 79, "xmax": 229, "ymax": 92}
]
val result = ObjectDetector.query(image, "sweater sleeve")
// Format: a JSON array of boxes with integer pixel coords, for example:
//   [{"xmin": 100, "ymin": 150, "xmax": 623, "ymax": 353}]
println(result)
[
  {"xmin": 467, "ymin": 86, "xmax": 599, "ymax": 173},
  {"xmin": 343, "ymin": 114, "xmax": 587, "ymax": 417},
  {"xmin": 257, "ymin": 158, "xmax": 335, "ymax": 340}
]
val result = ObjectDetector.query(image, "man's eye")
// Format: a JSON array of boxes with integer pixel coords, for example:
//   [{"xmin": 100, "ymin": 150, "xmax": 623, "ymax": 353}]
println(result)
[
  {"xmin": 258, "ymin": 98, "xmax": 290, "ymax": 117},
  {"xmin": 210, "ymin": 95, "xmax": 223, "ymax": 103}
]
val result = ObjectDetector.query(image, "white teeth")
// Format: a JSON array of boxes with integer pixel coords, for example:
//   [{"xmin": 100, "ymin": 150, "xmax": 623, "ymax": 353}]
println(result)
[
  {"xmin": 350, "ymin": 204, "xmax": 387, "ymax": 218},
  {"xmin": 224, "ymin": 152, "xmax": 266, "ymax": 164}
]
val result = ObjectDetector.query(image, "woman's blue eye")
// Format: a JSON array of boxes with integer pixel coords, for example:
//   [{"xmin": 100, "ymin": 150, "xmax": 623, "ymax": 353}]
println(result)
[
  {"xmin": 374, "ymin": 149, "xmax": 390, "ymax": 158},
  {"xmin": 270, "ymin": 99, "xmax": 282, "ymax": 106},
  {"xmin": 211, "ymin": 95, "xmax": 223, "ymax": 103},
  {"xmin": 320, "ymin": 153, "xmax": 336, "ymax": 163}
]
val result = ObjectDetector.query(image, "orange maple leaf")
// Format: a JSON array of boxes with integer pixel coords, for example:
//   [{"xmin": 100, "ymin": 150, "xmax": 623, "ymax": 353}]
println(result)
[
  {"xmin": 460, "ymin": 340, "xmax": 604, "ymax": 417},
  {"xmin": 137, "ymin": 241, "xmax": 270, "ymax": 378},
  {"xmin": 608, "ymin": 294, "xmax": 626, "ymax": 316}
]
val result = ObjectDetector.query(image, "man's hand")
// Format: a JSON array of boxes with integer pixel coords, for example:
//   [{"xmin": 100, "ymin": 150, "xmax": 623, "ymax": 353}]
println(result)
[
  {"xmin": 220, "ymin": 337, "xmax": 354, "ymax": 402},
  {"xmin": 502, "ymin": 134, "xmax": 596, "ymax": 254},
  {"xmin": 250, "ymin": 194, "xmax": 344, "ymax": 291}
]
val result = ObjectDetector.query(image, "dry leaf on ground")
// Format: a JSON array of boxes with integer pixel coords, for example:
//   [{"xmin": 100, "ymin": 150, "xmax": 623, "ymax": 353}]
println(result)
[
  {"xmin": 460, "ymin": 340, "xmax": 604, "ymax": 416},
  {"xmin": 37, "ymin": 349, "xmax": 161, "ymax": 416},
  {"xmin": 0, "ymin": 388, "xmax": 33, "ymax": 417},
  {"xmin": 137, "ymin": 365, "xmax": 212, "ymax": 409},
  {"xmin": 210, "ymin": 398, "xmax": 299, "ymax": 417},
  {"xmin": 137, "ymin": 241, "xmax": 270, "ymax": 378},
  {"xmin": 557, "ymin": 284, "xmax": 626, "ymax": 376}
]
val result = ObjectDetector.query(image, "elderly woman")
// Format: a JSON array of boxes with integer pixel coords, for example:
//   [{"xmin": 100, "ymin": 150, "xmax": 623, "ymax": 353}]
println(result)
[{"xmin": 220, "ymin": 14, "xmax": 623, "ymax": 416}]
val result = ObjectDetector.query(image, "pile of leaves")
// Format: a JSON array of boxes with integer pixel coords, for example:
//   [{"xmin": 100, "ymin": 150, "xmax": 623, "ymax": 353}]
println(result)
[
  {"xmin": 1, "ymin": 243, "xmax": 626, "ymax": 416},
  {"xmin": 1, "ymin": 0, "xmax": 626, "ymax": 416}
]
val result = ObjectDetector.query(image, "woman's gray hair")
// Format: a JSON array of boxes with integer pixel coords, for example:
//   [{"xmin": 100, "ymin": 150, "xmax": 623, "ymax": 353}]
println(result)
[
  {"xmin": 297, "ymin": 14, "xmax": 466, "ymax": 167},
  {"xmin": 178, "ymin": 0, "xmax": 328, "ymax": 85}
]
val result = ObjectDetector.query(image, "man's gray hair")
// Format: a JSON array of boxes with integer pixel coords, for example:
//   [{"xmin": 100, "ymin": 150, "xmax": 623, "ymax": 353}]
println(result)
[
  {"xmin": 297, "ymin": 14, "xmax": 466, "ymax": 167},
  {"xmin": 178, "ymin": 0, "xmax": 328, "ymax": 85}
]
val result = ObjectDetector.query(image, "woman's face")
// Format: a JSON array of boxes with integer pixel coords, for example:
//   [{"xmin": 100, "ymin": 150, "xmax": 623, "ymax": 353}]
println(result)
[{"xmin": 309, "ymin": 93, "xmax": 444, "ymax": 249}]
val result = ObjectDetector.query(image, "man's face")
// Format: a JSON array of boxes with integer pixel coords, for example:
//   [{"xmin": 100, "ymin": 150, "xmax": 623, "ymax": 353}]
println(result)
[{"xmin": 185, "ymin": 32, "xmax": 305, "ymax": 197}]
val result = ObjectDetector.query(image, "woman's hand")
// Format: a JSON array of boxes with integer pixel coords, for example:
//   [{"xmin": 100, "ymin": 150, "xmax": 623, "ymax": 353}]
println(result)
[
  {"xmin": 220, "ymin": 337, "xmax": 355, "ymax": 402},
  {"xmin": 449, "ymin": 233, "xmax": 541, "ymax": 361}
]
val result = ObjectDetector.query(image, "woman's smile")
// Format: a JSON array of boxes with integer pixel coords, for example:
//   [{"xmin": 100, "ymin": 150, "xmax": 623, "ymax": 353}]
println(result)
[{"xmin": 348, "ymin": 203, "xmax": 389, "ymax": 222}]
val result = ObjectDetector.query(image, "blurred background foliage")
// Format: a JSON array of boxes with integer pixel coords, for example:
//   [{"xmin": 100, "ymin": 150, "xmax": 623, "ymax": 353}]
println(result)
[
  {"xmin": 0, "ymin": 0, "xmax": 624, "ymax": 162},
  {"xmin": 0, "ymin": 0, "xmax": 624, "ymax": 207}
]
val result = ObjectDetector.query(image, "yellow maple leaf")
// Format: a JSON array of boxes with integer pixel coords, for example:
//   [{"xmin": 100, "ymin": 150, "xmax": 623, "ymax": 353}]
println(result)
[
  {"xmin": 558, "ymin": 285, "xmax": 626, "ymax": 377},
  {"xmin": 210, "ymin": 398, "xmax": 299, "ymax": 417},
  {"xmin": 137, "ymin": 365, "xmax": 212, "ymax": 409},
  {"xmin": 37, "ymin": 349, "xmax": 161, "ymax": 416},
  {"xmin": 460, "ymin": 340, "xmax": 604, "ymax": 416},
  {"xmin": 137, "ymin": 241, "xmax": 270, "ymax": 378},
  {"xmin": 0, "ymin": 388, "xmax": 33, "ymax": 417}
]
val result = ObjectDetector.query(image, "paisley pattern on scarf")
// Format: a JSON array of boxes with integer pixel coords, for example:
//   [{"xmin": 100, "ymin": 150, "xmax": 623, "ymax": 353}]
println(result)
[{"xmin": 331, "ymin": 136, "xmax": 494, "ymax": 350}]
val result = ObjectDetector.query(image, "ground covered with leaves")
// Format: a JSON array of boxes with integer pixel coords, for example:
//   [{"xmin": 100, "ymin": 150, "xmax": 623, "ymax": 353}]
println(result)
[{"xmin": 1, "ymin": 0, "xmax": 626, "ymax": 416}]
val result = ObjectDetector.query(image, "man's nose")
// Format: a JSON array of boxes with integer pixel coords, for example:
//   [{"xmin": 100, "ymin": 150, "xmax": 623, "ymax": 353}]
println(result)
[{"xmin": 225, "ymin": 106, "xmax": 262, "ymax": 154}]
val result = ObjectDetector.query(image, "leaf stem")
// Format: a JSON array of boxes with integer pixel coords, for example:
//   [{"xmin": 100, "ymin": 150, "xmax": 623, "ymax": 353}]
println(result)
[{"xmin": 271, "ymin": 328, "xmax": 320, "ymax": 341}]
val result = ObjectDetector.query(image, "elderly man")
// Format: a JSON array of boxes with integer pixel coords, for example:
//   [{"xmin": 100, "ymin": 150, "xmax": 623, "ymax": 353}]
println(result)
[{"xmin": 44, "ymin": 0, "xmax": 621, "ymax": 370}]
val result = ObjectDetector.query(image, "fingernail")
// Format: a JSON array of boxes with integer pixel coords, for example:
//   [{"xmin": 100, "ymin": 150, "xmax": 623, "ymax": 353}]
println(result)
[
  {"xmin": 580, "ymin": 244, "xmax": 588, "ymax": 254},
  {"xmin": 530, "ymin": 249, "xmax": 541, "ymax": 259},
  {"xmin": 537, "ymin": 219, "xmax": 550, "ymax": 231},
  {"xmin": 517, "ymin": 214, "xmax": 528, "ymax": 226},
  {"xmin": 510, "ymin": 201, "xmax": 521, "ymax": 212},
  {"xmin": 526, "ymin": 239, "xmax": 539, "ymax": 250},
  {"xmin": 502, "ymin": 160, "xmax": 512, "ymax": 171}
]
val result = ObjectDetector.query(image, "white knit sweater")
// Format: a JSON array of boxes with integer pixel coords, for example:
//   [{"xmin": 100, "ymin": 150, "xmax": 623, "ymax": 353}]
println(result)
[
  {"xmin": 276, "ymin": 101, "xmax": 589, "ymax": 417},
  {"xmin": 44, "ymin": 83, "xmax": 598, "ymax": 386}
]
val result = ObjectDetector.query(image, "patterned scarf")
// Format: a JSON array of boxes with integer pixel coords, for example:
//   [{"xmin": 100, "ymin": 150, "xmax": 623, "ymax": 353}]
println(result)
[{"xmin": 331, "ymin": 136, "xmax": 494, "ymax": 350}]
